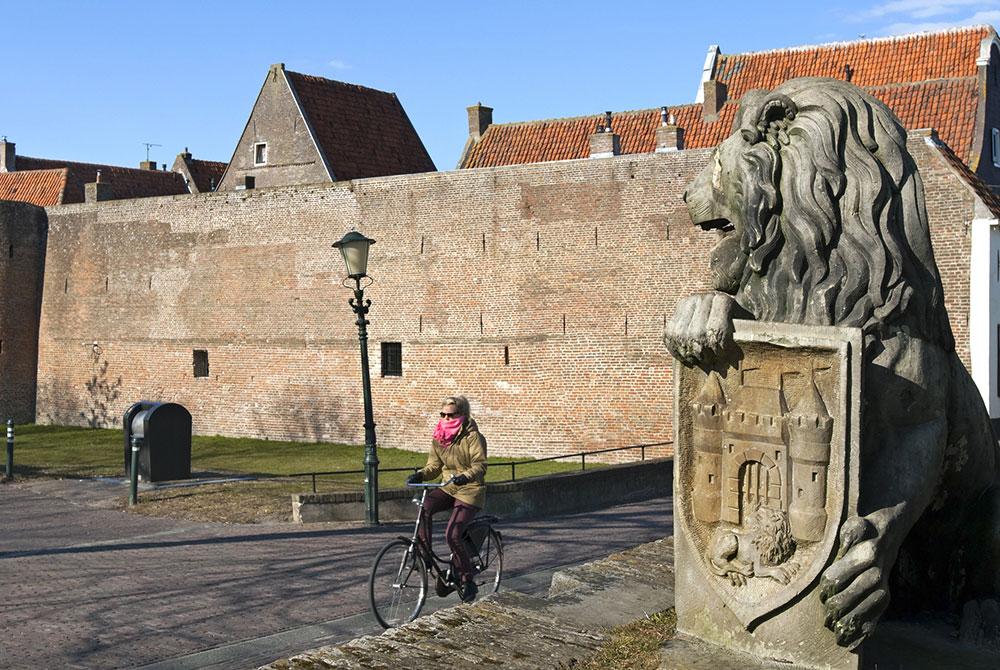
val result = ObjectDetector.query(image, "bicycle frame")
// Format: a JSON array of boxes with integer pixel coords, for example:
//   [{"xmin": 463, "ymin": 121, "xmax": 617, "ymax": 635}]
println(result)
[{"xmin": 405, "ymin": 481, "xmax": 457, "ymax": 584}]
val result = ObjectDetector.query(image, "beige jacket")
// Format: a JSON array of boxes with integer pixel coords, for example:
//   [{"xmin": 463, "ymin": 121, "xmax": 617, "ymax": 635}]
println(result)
[{"xmin": 418, "ymin": 418, "xmax": 487, "ymax": 508}]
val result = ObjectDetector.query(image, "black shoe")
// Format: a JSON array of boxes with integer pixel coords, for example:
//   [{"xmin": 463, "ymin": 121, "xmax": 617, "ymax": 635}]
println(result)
[{"xmin": 459, "ymin": 580, "xmax": 478, "ymax": 603}]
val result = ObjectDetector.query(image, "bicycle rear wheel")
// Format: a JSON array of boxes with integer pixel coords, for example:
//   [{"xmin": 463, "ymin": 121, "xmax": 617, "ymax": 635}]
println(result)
[
  {"xmin": 369, "ymin": 539, "xmax": 428, "ymax": 628},
  {"xmin": 469, "ymin": 529, "xmax": 503, "ymax": 598}
]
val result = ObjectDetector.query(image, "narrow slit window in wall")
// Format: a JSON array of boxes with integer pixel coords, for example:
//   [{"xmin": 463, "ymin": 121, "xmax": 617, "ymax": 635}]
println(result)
[
  {"xmin": 381, "ymin": 342, "xmax": 402, "ymax": 377},
  {"xmin": 7, "ymin": 244, "xmax": 12, "ymax": 258},
  {"xmin": 503, "ymin": 345, "xmax": 509, "ymax": 366},
  {"xmin": 193, "ymin": 350, "xmax": 209, "ymax": 378},
  {"xmin": 254, "ymin": 142, "xmax": 268, "ymax": 166}
]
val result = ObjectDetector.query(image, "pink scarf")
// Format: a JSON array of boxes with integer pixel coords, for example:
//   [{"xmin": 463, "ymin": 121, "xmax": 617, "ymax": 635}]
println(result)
[{"xmin": 433, "ymin": 417, "xmax": 464, "ymax": 449}]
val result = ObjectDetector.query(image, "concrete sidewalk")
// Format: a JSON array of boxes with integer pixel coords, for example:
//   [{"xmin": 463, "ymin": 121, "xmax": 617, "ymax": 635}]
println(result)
[{"xmin": 0, "ymin": 476, "xmax": 672, "ymax": 669}]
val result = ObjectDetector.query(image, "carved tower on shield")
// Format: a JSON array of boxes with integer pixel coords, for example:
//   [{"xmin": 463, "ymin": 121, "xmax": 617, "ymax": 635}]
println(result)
[
  {"xmin": 690, "ymin": 371, "xmax": 725, "ymax": 522},
  {"xmin": 786, "ymin": 375, "xmax": 832, "ymax": 542}
]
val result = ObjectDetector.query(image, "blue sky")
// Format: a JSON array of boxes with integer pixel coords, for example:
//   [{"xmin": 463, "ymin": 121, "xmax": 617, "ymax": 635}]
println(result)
[{"xmin": 5, "ymin": 0, "xmax": 1000, "ymax": 171}]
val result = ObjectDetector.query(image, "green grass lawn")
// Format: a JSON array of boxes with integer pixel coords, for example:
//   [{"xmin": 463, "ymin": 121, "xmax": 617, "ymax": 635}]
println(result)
[{"xmin": 10, "ymin": 424, "xmax": 586, "ymax": 490}]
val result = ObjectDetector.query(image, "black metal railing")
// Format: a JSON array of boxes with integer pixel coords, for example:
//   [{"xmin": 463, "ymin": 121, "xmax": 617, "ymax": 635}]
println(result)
[{"xmin": 288, "ymin": 440, "xmax": 672, "ymax": 494}]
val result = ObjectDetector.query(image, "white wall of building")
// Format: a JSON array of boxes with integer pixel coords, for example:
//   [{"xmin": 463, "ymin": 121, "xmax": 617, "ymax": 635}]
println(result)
[{"xmin": 969, "ymin": 218, "xmax": 1000, "ymax": 417}]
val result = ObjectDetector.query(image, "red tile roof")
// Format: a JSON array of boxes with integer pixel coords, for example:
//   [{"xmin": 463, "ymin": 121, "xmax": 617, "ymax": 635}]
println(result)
[
  {"xmin": 0, "ymin": 168, "xmax": 68, "ymax": 207},
  {"xmin": 285, "ymin": 71, "xmax": 436, "ymax": 181},
  {"xmin": 464, "ymin": 78, "xmax": 976, "ymax": 168},
  {"xmin": 714, "ymin": 25, "xmax": 992, "ymax": 100},
  {"xmin": 186, "ymin": 158, "xmax": 227, "ymax": 193},
  {"xmin": 16, "ymin": 156, "xmax": 188, "ymax": 203},
  {"xmin": 462, "ymin": 26, "xmax": 991, "ymax": 170}
]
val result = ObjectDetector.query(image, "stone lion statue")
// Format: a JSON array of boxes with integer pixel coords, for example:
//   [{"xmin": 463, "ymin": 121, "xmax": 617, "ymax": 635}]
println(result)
[{"xmin": 666, "ymin": 77, "xmax": 1000, "ymax": 649}]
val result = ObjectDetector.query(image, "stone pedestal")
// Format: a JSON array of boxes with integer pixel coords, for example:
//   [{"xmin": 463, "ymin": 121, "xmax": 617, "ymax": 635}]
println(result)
[{"xmin": 673, "ymin": 320, "xmax": 863, "ymax": 669}]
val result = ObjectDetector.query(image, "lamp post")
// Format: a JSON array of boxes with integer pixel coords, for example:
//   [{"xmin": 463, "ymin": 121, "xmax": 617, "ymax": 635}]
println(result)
[{"xmin": 333, "ymin": 230, "xmax": 380, "ymax": 526}]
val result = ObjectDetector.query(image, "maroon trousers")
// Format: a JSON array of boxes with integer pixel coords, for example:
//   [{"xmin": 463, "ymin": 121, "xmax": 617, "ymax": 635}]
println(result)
[{"xmin": 418, "ymin": 488, "xmax": 479, "ymax": 583}]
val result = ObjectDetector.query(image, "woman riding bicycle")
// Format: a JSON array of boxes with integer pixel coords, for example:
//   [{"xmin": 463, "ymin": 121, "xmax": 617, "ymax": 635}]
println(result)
[{"xmin": 406, "ymin": 395, "xmax": 487, "ymax": 603}]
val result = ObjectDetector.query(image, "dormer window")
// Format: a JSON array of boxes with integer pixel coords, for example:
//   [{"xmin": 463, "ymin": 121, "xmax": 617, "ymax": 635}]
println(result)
[{"xmin": 254, "ymin": 142, "xmax": 268, "ymax": 166}]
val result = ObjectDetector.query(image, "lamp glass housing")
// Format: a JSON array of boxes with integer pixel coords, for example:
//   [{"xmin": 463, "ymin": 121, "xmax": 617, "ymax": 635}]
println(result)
[{"xmin": 333, "ymin": 231, "xmax": 376, "ymax": 279}]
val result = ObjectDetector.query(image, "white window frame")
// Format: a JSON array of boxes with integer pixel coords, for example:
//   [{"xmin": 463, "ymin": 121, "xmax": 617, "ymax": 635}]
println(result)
[{"xmin": 253, "ymin": 142, "xmax": 268, "ymax": 166}]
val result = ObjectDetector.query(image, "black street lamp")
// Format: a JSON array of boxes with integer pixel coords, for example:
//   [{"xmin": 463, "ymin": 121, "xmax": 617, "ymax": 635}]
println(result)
[{"xmin": 332, "ymin": 230, "xmax": 380, "ymax": 526}]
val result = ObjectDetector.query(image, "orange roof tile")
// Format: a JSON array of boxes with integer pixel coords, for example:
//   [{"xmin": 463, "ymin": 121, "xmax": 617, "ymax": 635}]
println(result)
[
  {"xmin": 285, "ymin": 71, "xmax": 436, "ymax": 180},
  {"xmin": 0, "ymin": 168, "xmax": 67, "ymax": 207},
  {"xmin": 461, "ymin": 26, "xmax": 992, "ymax": 170},
  {"xmin": 17, "ymin": 156, "xmax": 188, "ymax": 203},
  {"xmin": 715, "ymin": 25, "xmax": 992, "ymax": 100},
  {"xmin": 462, "ymin": 78, "xmax": 978, "ymax": 168}
]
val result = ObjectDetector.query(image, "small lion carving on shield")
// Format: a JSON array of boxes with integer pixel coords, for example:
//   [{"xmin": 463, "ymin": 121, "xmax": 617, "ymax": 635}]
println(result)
[{"xmin": 666, "ymin": 77, "xmax": 1000, "ymax": 649}]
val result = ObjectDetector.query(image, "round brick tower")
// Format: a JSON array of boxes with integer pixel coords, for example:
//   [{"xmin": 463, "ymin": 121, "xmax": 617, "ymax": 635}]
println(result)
[{"xmin": 0, "ymin": 201, "xmax": 48, "ymax": 423}]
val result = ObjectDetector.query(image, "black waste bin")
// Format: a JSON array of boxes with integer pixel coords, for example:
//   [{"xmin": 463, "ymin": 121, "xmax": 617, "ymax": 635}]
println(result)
[{"xmin": 123, "ymin": 401, "xmax": 192, "ymax": 482}]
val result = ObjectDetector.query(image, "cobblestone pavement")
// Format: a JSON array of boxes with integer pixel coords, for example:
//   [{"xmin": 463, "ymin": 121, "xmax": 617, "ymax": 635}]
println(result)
[{"xmin": 0, "ymin": 478, "xmax": 672, "ymax": 669}]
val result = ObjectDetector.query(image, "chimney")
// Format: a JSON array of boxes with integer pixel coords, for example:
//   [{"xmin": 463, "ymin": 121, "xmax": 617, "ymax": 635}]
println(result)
[
  {"xmin": 467, "ymin": 103, "xmax": 493, "ymax": 141},
  {"xmin": 0, "ymin": 138, "xmax": 14, "ymax": 172},
  {"xmin": 589, "ymin": 111, "xmax": 620, "ymax": 158},
  {"xmin": 85, "ymin": 170, "xmax": 113, "ymax": 203},
  {"xmin": 139, "ymin": 160, "xmax": 157, "ymax": 170},
  {"xmin": 702, "ymin": 80, "xmax": 728, "ymax": 122},
  {"xmin": 656, "ymin": 108, "xmax": 684, "ymax": 152}
]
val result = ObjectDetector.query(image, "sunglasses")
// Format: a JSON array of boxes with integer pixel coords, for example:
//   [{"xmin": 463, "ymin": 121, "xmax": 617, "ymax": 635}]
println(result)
[{"xmin": 440, "ymin": 412, "xmax": 458, "ymax": 418}]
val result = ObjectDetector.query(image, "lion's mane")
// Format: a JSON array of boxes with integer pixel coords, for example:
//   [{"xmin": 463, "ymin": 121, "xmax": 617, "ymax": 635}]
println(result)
[{"xmin": 727, "ymin": 77, "xmax": 953, "ymax": 348}]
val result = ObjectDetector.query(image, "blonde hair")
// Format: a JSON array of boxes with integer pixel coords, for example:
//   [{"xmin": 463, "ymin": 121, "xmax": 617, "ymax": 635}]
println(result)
[{"xmin": 442, "ymin": 395, "xmax": 471, "ymax": 418}]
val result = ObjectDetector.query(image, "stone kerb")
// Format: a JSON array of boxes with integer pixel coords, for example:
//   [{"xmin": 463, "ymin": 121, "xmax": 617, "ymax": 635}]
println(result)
[
  {"xmin": 673, "ymin": 320, "xmax": 863, "ymax": 669},
  {"xmin": 293, "ymin": 458, "xmax": 672, "ymax": 523}
]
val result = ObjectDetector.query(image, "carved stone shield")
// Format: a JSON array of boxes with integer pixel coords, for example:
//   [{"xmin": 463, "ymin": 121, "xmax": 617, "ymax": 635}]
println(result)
[{"xmin": 674, "ymin": 321, "xmax": 862, "ymax": 668}]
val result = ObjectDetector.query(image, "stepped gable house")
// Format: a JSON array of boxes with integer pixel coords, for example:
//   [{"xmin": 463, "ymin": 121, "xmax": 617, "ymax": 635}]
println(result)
[
  {"xmin": 4, "ymin": 29, "xmax": 1000, "ymax": 456},
  {"xmin": 218, "ymin": 63, "xmax": 435, "ymax": 191}
]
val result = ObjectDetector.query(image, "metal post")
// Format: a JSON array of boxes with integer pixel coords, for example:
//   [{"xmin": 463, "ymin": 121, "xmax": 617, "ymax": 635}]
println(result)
[
  {"xmin": 350, "ymin": 280, "xmax": 379, "ymax": 526},
  {"xmin": 5, "ymin": 419, "xmax": 13, "ymax": 480},
  {"xmin": 312, "ymin": 474, "xmax": 317, "ymax": 494},
  {"xmin": 511, "ymin": 462, "xmax": 515, "ymax": 481},
  {"xmin": 581, "ymin": 452, "xmax": 586, "ymax": 471},
  {"xmin": 129, "ymin": 436, "xmax": 140, "ymax": 506},
  {"xmin": 641, "ymin": 445, "xmax": 646, "ymax": 461}
]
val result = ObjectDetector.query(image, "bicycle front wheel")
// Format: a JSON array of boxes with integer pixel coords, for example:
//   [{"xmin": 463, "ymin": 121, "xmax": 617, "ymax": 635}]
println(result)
[
  {"xmin": 470, "ymin": 529, "xmax": 503, "ymax": 598},
  {"xmin": 369, "ymin": 539, "xmax": 428, "ymax": 629}
]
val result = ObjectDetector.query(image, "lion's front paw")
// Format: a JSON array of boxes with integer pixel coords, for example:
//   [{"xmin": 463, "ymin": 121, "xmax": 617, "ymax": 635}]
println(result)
[
  {"xmin": 664, "ymin": 292, "xmax": 745, "ymax": 366},
  {"xmin": 819, "ymin": 516, "xmax": 892, "ymax": 649}
]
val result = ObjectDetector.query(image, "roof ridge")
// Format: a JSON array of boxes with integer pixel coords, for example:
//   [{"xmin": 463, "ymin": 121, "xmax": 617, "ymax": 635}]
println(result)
[
  {"xmin": 19, "ymin": 155, "xmax": 181, "ymax": 175},
  {"xmin": 718, "ymin": 24, "xmax": 993, "ymax": 59},
  {"xmin": 284, "ymin": 69, "xmax": 397, "ymax": 97}
]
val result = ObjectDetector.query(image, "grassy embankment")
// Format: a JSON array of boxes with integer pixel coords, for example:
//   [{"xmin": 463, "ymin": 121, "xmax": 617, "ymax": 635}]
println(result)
[{"xmin": 9, "ymin": 424, "xmax": 585, "ymax": 522}]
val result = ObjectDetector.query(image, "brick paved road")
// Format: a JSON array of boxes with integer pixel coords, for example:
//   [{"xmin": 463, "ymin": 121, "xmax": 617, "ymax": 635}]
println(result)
[{"xmin": 0, "ymin": 478, "xmax": 672, "ymax": 669}]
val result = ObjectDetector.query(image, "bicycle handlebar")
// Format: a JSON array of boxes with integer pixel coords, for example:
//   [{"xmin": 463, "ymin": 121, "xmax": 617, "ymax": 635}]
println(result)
[{"xmin": 407, "ymin": 476, "xmax": 457, "ymax": 488}]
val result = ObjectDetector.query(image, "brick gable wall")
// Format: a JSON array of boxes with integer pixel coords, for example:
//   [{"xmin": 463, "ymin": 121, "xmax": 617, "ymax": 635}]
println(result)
[{"xmin": 31, "ymin": 140, "xmax": 978, "ymax": 459}]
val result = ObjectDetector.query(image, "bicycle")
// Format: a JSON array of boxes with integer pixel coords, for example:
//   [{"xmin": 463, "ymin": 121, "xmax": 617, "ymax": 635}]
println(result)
[{"xmin": 368, "ymin": 477, "xmax": 503, "ymax": 629}]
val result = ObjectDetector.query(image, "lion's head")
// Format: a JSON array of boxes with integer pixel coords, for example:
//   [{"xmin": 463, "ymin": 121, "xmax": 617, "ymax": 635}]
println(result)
[{"xmin": 685, "ymin": 77, "xmax": 953, "ymax": 348}]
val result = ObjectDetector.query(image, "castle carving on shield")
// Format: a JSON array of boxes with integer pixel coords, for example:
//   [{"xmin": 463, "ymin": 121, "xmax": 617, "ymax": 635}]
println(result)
[{"xmin": 690, "ymin": 370, "xmax": 833, "ymax": 542}]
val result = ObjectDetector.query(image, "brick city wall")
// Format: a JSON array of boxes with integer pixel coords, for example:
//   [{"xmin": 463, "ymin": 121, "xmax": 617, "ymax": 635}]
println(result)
[
  {"xmin": 30, "ymin": 137, "xmax": 979, "ymax": 459},
  {"xmin": 0, "ymin": 201, "xmax": 47, "ymax": 423}
]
